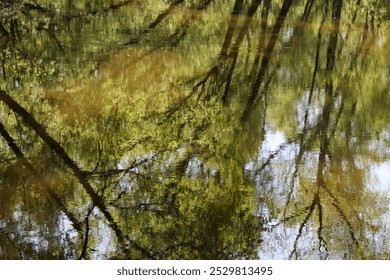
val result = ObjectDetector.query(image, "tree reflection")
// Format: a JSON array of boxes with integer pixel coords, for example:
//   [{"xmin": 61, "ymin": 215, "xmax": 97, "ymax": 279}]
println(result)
[
  {"xmin": 1, "ymin": 0, "xmax": 390, "ymax": 259},
  {"xmin": 254, "ymin": 0, "xmax": 390, "ymax": 259}
]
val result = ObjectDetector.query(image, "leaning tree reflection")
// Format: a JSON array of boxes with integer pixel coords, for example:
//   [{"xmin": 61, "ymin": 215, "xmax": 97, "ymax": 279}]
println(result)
[{"xmin": 1, "ymin": 0, "xmax": 266, "ymax": 259}]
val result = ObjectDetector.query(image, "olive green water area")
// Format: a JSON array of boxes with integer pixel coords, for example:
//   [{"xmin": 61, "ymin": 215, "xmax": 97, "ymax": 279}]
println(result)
[{"xmin": 0, "ymin": 0, "xmax": 389, "ymax": 260}]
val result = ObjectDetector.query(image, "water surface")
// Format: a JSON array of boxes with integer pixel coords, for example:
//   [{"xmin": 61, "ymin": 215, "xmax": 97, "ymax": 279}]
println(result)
[{"xmin": 0, "ymin": 0, "xmax": 389, "ymax": 259}]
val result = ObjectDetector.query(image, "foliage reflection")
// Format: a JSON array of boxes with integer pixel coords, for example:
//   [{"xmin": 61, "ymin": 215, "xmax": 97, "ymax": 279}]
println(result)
[{"xmin": 0, "ymin": 0, "xmax": 389, "ymax": 259}]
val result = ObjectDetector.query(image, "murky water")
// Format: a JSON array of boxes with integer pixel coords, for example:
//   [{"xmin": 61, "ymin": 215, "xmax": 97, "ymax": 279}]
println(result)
[{"xmin": 0, "ymin": 0, "xmax": 389, "ymax": 259}]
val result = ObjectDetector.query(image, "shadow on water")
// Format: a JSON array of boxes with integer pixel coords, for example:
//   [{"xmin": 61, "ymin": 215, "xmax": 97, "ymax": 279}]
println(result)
[{"xmin": 0, "ymin": 0, "xmax": 390, "ymax": 259}]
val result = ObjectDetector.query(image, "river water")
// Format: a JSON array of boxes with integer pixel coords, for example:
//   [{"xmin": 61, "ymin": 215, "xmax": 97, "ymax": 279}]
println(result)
[{"xmin": 0, "ymin": 0, "xmax": 389, "ymax": 259}]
